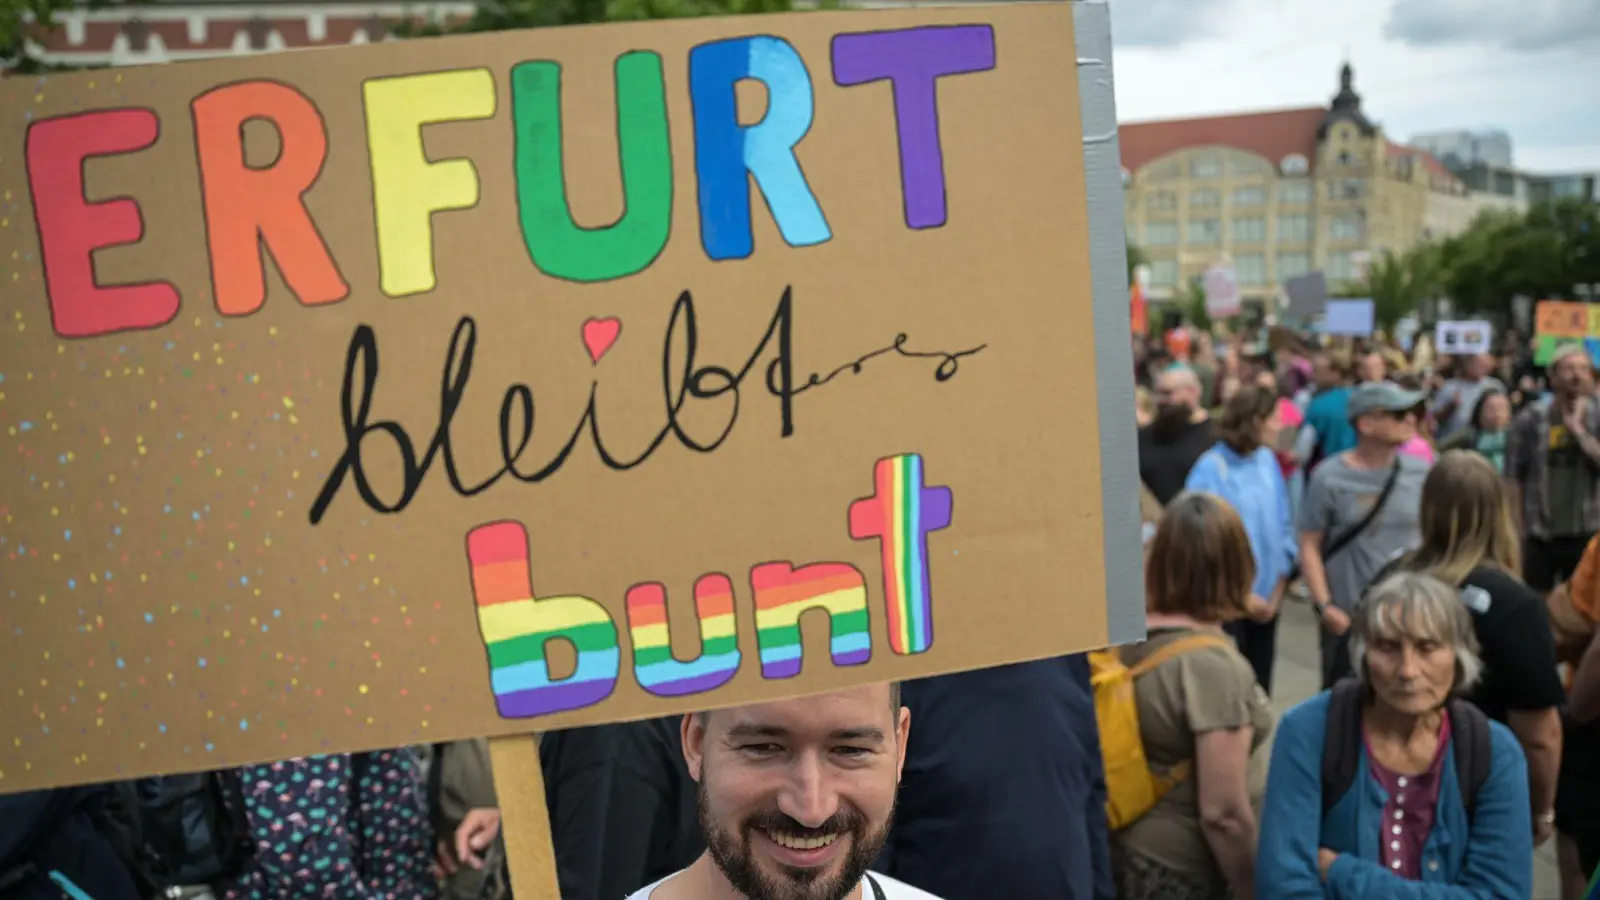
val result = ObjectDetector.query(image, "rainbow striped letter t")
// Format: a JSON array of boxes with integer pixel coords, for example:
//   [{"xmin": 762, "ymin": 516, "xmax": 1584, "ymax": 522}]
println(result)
[
  {"xmin": 848, "ymin": 453, "xmax": 953, "ymax": 656},
  {"xmin": 467, "ymin": 521, "xmax": 620, "ymax": 719}
]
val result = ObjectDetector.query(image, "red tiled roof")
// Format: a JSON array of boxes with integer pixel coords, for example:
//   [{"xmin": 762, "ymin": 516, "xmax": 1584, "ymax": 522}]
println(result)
[
  {"xmin": 1118, "ymin": 106, "xmax": 1328, "ymax": 174},
  {"xmin": 1385, "ymin": 140, "xmax": 1454, "ymax": 180}
]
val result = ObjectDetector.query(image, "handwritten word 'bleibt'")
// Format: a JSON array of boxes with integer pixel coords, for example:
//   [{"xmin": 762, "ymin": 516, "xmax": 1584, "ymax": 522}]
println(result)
[
  {"xmin": 25, "ymin": 26, "xmax": 997, "ymax": 339},
  {"xmin": 309, "ymin": 288, "xmax": 984, "ymax": 524}
]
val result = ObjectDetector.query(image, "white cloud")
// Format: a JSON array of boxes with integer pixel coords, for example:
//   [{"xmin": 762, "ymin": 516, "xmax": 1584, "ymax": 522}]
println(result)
[
  {"xmin": 1109, "ymin": 0, "xmax": 1600, "ymax": 172},
  {"xmin": 1385, "ymin": 0, "xmax": 1600, "ymax": 52},
  {"xmin": 1108, "ymin": 0, "xmax": 1239, "ymax": 47}
]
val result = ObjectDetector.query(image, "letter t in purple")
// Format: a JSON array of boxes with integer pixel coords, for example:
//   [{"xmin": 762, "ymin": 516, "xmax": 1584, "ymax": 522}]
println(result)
[{"xmin": 831, "ymin": 26, "xmax": 995, "ymax": 230}]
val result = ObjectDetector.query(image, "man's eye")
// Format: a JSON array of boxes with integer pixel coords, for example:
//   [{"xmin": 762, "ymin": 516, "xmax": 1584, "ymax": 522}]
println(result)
[
  {"xmin": 834, "ymin": 746, "xmax": 871, "ymax": 759},
  {"xmin": 740, "ymin": 744, "xmax": 782, "ymax": 756}
]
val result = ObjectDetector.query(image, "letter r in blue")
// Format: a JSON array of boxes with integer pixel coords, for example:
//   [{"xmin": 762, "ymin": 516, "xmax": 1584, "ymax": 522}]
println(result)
[{"xmin": 689, "ymin": 36, "xmax": 832, "ymax": 261}]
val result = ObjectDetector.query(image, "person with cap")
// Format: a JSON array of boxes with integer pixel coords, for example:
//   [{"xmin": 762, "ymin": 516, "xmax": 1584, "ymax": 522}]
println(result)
[
  {"xmin": 1507, "ymin": 342, "xmax": 1600, "ymax": 592},
  {"xmin": 1505, "ymin": 341, "xmax": 1600, "ymax": 899},
  {"xmin": 1296, "ymin": 380, "xmax": 1431, "ymax": 688}
]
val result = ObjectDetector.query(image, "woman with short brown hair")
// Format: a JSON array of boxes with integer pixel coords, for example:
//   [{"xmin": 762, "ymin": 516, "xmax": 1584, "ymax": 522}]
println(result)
[{"xmin": 1116, "ymin": 493, "xmax": 1274, "ymax": 900}]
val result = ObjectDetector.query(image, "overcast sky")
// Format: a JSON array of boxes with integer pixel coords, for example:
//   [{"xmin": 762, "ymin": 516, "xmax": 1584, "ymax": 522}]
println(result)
[{"xmin": 1109, "ymin": 0, "xmax": 1600, "ymax": 173}]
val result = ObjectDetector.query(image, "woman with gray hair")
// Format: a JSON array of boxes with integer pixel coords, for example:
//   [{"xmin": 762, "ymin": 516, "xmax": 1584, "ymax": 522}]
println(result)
[{"xmin": 1254, "ymin": 572, "xmax": 1532, "ymax": 898}]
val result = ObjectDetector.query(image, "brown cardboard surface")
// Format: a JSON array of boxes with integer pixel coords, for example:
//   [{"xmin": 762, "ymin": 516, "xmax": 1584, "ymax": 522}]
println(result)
[
  {"xmin": 488, "ymin": 735, "xmax": 558, "ymax": 897},
  {"xmin": 0, "ymin": 3, "xmax": 1104, "ymax": 792}
]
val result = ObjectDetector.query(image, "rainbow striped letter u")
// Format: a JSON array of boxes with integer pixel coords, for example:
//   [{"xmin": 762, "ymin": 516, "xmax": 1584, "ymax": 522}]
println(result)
[
  {"xmin": 467, "ymin": 521, "xmax": 619, "ymax": 719},
  {"xmin": 625, "ymin": 575, "xmax": 742, "ymax": 698}
]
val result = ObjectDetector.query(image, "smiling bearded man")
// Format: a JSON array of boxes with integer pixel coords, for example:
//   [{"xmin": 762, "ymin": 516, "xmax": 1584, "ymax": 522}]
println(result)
[{"xmin": 624, "ymin": 684, "xmax": 942, "ymax": 900}]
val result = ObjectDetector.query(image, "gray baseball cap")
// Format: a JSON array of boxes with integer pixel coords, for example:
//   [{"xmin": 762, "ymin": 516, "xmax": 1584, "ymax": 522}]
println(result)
[{"xmin": 1348, "ymin": 381, "xmax": 1426, "ymax": 419}]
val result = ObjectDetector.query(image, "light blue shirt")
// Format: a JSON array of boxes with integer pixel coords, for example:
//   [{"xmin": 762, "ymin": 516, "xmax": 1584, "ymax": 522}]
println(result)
[{"xmin": 1184, "ymin": 443, "xmax": 1297, "ymax": 599}]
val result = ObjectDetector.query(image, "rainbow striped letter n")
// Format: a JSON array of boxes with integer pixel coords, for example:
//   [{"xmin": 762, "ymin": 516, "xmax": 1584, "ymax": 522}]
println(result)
[
  {"xmin": 848, "ymin": 453, "xmax": 953, "ymax": 656},
  {"xmin": 625, "ymin": 575, "xmax": 742, "ymax": 698},
  {"xmin": 466, "ymin": 521, "xmax": 619, "ymax": 719},
  {"xmin": 752, "ymin": 562, "xmax": 871, "ymax": 680}
]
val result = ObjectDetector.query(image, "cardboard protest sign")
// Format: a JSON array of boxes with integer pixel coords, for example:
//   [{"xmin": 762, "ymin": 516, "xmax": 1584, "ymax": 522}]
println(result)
[
  {"xmin": 0, "ymin": 4, "xmax": 1120, "ymax": 792},
  {"xmin": 1434, "ymin": 320, "xmax": 1492, "ymax": 356},
  {"xmin": 1535, "ymin": 300, "xmax": 1587, "ymax": 339},
  {"xmin": 1321, "ymin": 299, "xmax": 1374, "ymax": 336}
]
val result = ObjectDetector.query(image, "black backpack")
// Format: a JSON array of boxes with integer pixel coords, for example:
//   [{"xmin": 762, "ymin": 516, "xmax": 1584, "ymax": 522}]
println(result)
[
  {"xmin": 1321, "ymin": 678, "xmax": 1493, "ymax": 819},
  {"xmin": 94, "ymin": 772, "xmax": 253, "ymax": 896}
]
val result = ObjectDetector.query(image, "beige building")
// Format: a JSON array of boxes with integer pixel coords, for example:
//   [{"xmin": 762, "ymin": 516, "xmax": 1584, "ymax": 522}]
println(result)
[{"xmin": 1120, "ymin": 64, "xmax": 1466, "ymax": 312}]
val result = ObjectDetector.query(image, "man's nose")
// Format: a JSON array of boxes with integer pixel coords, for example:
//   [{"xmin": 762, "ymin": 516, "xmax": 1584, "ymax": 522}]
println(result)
[{"xmin": 775, "ymin": 752, "xmax": 838, "ymax": 828}]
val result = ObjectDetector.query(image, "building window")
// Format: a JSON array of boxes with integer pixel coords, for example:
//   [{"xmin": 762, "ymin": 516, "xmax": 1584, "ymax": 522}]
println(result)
[
  {"xmin": 1149, "ymin": 259, "xmax": 1179, "ymax": 287},
  {"xmin": 1277, "ymin": 252, "xmax": 1311, "ymax": 280},
  {"xmin": 1147, "ymin": 190, "xmax": 1178, "ymax": 211},
  {"xmin": 1232, "ymin": 186, "xmax": 1267, "ymax": 207},
  {"xmin": 1144, "ymin": 159, "xmax": 1182, "ymax": 180},
  {"xmin": 1189, "ymin": 189, "xmax": 1221, "ymax": 209},
  {"xmin": 1235, "ymin": 254, "xmax": 1266, "ymax": 285},
  {"xmin": 1281, "ymin": 154, "xmax": 1310, "ymax": 175},
  {"xmin": 1187, "ymin": 218, "xmax": 1222, "ymax": 245},
  {"xmin": 1230, "ymin": 156, "xmax": 1267, "ymax": 176},
  {"xmin": 1325, "ymin": 251, "xmax": 1358, "ymax": 282},
  {"xmin": 1231, "ymin": 217, "xmax": 1266, "ymax": 243},
  {"xmin": 1280, "ymin": 181, "xmax": 1313, "ymax": 206},
  {"xmin": 1277, "ymin": 214, "xmax": 1312, "ymax": 243},
  {"xmin": 1190, "ymin": 154, "xmax": 1222, "ymax": 178},
  {"xmin": 1327, "ymin": 178, "xmax": 1365, "ymax": 200},
  {"xmin": 1145, "ymin": 220, "xmax": 1178, "ymax": 246},
  {"xmin": 1329, "ymin": 213, "xmax": 1364, "ymax": 242}
]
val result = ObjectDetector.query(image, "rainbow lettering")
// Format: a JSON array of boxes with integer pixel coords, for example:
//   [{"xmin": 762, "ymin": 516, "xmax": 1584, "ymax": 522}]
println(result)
[
  {"xmin": 752, "ymin": 562, "xmax": 871, "ymax": 679},
  {"xmin": 23, "ymin": 26, "xmax": 1000, "ymax": 339},
  {"xmin": 625, "ymin": 575, "xmax": 742, "ymax": 697},
  {"xmin": 848, "ymin": 453, "xmax": 954, "ymax": 656},
  {"xmin": 466, "ymin": 521, "xmax": 619, "ymax": 718}
]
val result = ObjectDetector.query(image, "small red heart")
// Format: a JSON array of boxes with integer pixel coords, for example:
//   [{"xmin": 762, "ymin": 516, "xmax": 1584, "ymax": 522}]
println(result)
[{"xmin": 581, "ymin": 317, "xmax": 622, "ymax": 364}]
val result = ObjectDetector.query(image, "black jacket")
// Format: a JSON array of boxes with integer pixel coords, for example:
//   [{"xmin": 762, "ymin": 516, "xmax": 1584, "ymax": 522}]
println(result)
[
  {"xmin": 0, "ymin": 787, "xmax": 140, "ymax": 900},
  {"xmin": 874, "ymin": 655, "xmax": 1116, "ymax": 900},
  {"xmin": 540, "ymin": 717, "xmax": 702, "ymax": 900}
]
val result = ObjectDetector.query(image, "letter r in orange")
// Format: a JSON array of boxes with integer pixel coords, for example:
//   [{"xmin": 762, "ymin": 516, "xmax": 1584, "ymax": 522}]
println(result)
[{"xmin": 192, "ymin": 81, "xmax": 348, "ymax": 316}]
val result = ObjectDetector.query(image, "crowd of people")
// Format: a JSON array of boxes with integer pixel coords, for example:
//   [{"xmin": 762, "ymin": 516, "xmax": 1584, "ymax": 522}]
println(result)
[
  {"xmin": 10, "ymin": 324, "xmax": 1600, "ymax": 900},
  {"xmin": 1136, "ymin": 324, "xmax": 1600, "ymax": 900}
]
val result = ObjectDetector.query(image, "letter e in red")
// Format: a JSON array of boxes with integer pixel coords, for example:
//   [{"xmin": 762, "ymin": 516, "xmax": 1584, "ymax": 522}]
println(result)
[{"xmin": 26, "ymin": 109, "xmax": 179, "ymax": 338}]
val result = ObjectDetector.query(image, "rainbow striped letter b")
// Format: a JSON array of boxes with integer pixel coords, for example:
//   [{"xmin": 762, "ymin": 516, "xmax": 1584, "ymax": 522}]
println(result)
[{"xmin": 467, "ymin": 521, "xmax": 619, "ymax": 719}]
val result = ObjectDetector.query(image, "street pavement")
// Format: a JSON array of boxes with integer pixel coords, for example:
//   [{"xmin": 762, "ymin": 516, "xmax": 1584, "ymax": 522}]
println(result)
[{"xmin": 1269, "ymin": 596, "xmax": 1563, "ymax": 898}]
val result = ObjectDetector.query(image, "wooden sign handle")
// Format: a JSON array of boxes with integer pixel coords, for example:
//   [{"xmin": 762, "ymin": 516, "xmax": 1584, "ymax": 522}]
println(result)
[{"xmin": 488, "ymin": 734, "xmax": 561, "ymax": 899}]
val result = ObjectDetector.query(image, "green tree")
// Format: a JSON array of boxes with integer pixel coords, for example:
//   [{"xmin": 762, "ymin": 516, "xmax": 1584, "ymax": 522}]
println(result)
[
  {"xmin": 1125, "ymin": 238, "xmax": 1147, "ymax": 285},
  {"xmin": 1438, "ymin": 199, "xmax": 1600, "ymax": 315},
  {"xmin": 1179, "ymin": 275, "xmax": 1210, "ymax": 333},
  {"xmin": 397, "ymin": 0, "xmax": 827, "ymax": 37},
  {"xmin": 1361, "ymin": 245, "xmax": 1439, "ymax": 339},
  {"xmin": 1, "ymin": 0, "xmax": 102, "ymax": 73}
]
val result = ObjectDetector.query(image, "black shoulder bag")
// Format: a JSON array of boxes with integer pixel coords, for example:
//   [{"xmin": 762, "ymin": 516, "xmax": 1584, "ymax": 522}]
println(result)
[{"xmin": 1287, "ymin": 458, "xmax": 1403, "ymax": 584}]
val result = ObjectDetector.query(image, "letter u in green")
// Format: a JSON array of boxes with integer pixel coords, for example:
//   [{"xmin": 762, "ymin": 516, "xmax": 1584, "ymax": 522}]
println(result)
[{"xmin": 512, "ymin": 53, "xmax": 672, "ymax": 283}]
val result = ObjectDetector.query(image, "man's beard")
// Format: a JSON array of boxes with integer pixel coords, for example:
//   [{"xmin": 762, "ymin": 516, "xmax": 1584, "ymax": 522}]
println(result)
[
  {"xmin": 1148, "ymin": 403, "xmax": 1194, "ymax": 441},
  {"xmin": 697, "ymin": 776, "xmax": 894, "ymax": 900}
]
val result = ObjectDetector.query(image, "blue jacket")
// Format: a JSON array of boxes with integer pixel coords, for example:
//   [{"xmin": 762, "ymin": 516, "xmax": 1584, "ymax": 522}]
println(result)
[
  {"xmin": 1256, "ymin": 691, "xmax": 1532, "ymax": 899},
  {"xmin": 1185, "ymin": 443, "xmax": 1296, "ymax": 599},
  {"xmin": 1305, "ymin": 386, "xmax": 1357, "ymax": 459},
  {"xmin": 873, "ymin": 655, "xmax": 1115, "ymax": 900}
]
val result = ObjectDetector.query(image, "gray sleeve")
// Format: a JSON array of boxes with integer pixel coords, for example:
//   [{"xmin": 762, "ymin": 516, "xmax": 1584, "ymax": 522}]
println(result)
[{"xmin": 1297, "ymin": 465, "xmax": 1334, "ymax": 535}]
